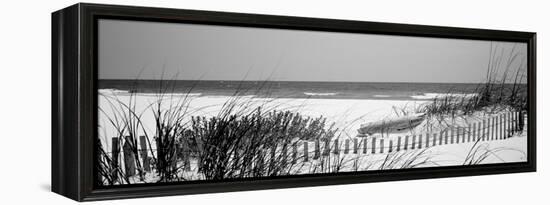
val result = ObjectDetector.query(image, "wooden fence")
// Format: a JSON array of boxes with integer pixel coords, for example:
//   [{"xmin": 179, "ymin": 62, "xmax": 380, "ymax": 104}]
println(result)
[{"xmin": 111, "ymin": 111, "xmax": 525, "ymax": 177}]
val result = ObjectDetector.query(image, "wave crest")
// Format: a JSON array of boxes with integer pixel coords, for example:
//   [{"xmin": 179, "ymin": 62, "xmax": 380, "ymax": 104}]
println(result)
[{"xmin": 304, "ymin": 92, "xmax": 337, "ymax": 96}]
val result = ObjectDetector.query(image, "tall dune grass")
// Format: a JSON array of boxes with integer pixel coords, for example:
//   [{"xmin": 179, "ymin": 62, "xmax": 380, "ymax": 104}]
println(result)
[
  {"xmin": 98, "ymin": 88, "xmax": 150, "ymax": 182},
  {"xmin": 185, "ymin": 103, "xmax": 337, "ymax": 180},
  {"xmin": 97, "ymin": 79, "xmax": 342, "ymax": 183},
  {"xmin": 462, "ymin": 138, "xmax": 526, "ymax": 165},
  {"xmin": 421, "ymin": 42, "xmax": 527, "ymax": 118}
]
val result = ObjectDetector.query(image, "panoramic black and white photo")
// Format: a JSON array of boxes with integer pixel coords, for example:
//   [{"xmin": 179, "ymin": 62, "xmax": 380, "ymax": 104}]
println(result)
[{"xmin": 96, "ymin": 19, "xmax": 528, "ymax": 186}]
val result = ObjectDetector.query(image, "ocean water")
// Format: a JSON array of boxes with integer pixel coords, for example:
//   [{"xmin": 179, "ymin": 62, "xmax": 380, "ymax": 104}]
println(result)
[{"xmin": 98, "ymin": 80, "xmax": 521, "ymax": 101}]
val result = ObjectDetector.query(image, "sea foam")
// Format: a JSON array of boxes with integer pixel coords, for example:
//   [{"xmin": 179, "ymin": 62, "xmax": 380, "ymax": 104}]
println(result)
[
  {"xmin": 304, "ymin": 92, "xmax": 338, "ymax": 96},
  {"xmin": 411, "ymin": 93, "xmax": 478, "ymax": 100}
]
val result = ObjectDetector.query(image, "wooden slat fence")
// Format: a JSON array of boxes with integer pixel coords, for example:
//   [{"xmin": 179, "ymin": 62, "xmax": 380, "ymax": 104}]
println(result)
[{"xmin": 109, "ymin": 111, "xmax": 525, "ymax": 177}]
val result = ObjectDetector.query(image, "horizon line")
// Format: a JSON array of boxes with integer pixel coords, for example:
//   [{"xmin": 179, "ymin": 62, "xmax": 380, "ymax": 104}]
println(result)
[{"xmin": 98, "ymin": 78, "xmax": 527, "ymax": 85}]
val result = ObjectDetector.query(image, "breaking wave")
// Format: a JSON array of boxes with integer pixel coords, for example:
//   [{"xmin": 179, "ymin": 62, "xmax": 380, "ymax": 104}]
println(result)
[{"xmin": 304, "ymin": 92, "xmax": 338, "ymax": 96}]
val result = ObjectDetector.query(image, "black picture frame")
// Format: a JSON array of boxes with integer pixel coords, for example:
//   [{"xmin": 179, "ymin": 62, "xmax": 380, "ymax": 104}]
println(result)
[{"xmin": 52, "ymin": 3, "xmax": 536, "ymax": 201}]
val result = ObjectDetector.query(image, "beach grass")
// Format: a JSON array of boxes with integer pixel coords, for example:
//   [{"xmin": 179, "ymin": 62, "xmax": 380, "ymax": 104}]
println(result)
[
  {"xmin": 97, "ymin": 79, "xmax": 343, "ymax": 182},
  {"xmin": 462, "ymin": 137, "xmax": 526, "ymax": 165},
  {"xmin": 185, "ymin": 103, "xmax": 337, "ymax": 180},
  {"xmin": 421, "ymin": 43, "xmax": 527, "ymax": 119}
]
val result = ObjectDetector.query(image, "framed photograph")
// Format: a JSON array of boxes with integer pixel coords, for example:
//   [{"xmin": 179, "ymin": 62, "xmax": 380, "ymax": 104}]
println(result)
[{"xmin": 52, "ymin": 3, "xmax": 536, "ymax": 201}]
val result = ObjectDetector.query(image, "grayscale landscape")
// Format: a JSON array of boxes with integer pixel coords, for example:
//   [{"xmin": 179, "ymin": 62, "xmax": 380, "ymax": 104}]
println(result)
[{"xmin": 96, "ymin": 19, "xmax": 528, "ymax": 185}]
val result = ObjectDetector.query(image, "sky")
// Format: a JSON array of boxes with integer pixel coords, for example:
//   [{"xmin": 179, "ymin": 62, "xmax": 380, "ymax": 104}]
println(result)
[{"xmin": 98, "ymin": 19, "xmax": 527, "ymax": 83}]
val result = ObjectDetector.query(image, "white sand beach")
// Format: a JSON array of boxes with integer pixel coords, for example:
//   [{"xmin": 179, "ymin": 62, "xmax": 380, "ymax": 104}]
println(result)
[
  {"xmin": 99, "ymin": 89, "xmax": 527, "ymax": 179},
  {"xmin": 99, "ymin": 90, "xmax": 428, "ymax": 148}
]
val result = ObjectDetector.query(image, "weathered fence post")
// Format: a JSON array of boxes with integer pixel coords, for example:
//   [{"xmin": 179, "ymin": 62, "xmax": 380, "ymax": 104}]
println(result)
[
  {"xmin": 520, "ymin": 111, "xmax": 523, "ymax": 131},
  {"xmin": 472, "ymin": 123, "xmax": 476, "ymax": 141},
  {"xmin": 462, "ymin": 127, "xmax": 466, "ymax": 143},
  {"xmin": 175, "ymin": 146, "xmax": 184, "ymax": 172},
  {"xmin": 371, "ymin": 138, "xmax": 376, "ymax": 154},
  {"xmin": 324, "ymin": 139, "xmax": 331, "ymax": 156},
  {"xmin": 516, "ymin": 111, "xmax": 521, "ymax": 131},
  {"xmin": 504, "ymin": 113, "xmax": 510, "ymax": 139},
  {"xmin": 497, "ymin": 115, "xmax": 501, "ymax": 139},
  {"xmin": 503, "ymin": 114, "xmax": 507, "ymax": 139},
  {"xmin": 453, "ymin": 126, "xmax": 460, "ymax": 144},
  {"xmin": 458, "ymin": 127, "xmax": 462, "ymax": 143},
  {"xmin": 458, "ymin": 127, "xmax": 463, "ymax": 143},
  {"xmin": 182, "ymin": 142, "xmax": 191, "ymax": 171},
  {"xmin": 155, "ymin": 137, "xmax": 162, "ymax": 173},
  {"xmin": 305, "ymin": 141, "xmax": 311, "ymax": 161},
  {"xmin": 508, "ymin": 112, "xmax": 514, "ymax": 137},
  {"xmin": 292, "ymin": 143, "xmax": 298, "ymax": 164},
  {"xmin": 491, "ymin": 117, "xmax": 495, "ymax": 140},
  {"xmin": 467, "ymin": 124, "xmax": 472, "ymax": 142},
  {"xmin": 510, "ymin": 112, "xmax": 515, "ymax": 133},
  {"xmin": 353, "ymin": 138, "xmax": 358, "ymax": 154},
  {"xmin": 454, "ymin": 127, "xmax": 459, "ymax": 143},
  {"xmin": 478, "ymin": 120, "xmax": 482, "ymax": 141},
  {"xmin": 123, "ymin": 136, "xmax": 136, "ymax": 177},
  {"xmin": 496, "ymin": 116, "xmax": 500, "ymax": 140},
  {"xmin": 139, "ymin": 135, "xmax": 150, "ymax": 172},
  {"xmin": 461, "ymin": 127, "xmax": 465, "ymax": 143},
  {"xmin": 404, "ymin": 135, "xmax": 409, "ymax": 150},
  {"xmin": 111, "ymin": 137, "xmax": 120, "ymax": 181},
  {"xmin": 463, "ymin": 127, "xmax": 467, "ymax": 143},
  {"xmin": 508, "ymin": 112, "xmax": 512, "ymax": 138},
  {"xmin": 518, "ymin": 110, "xmax": 525, "ymax": 132},
  {"xmin": 171, "ymin": 144, "xmax": 177, "ymax": 173},
  {"xmin": 508, "ymin": 112, "xmax": 512, "ymax": 137},
  {"xmin": 506, "ymin": 112, "xmax": 514, "ymax": 137},
  {"xmin": 500, "ymin": 114, "xmax": 504, "ymax": 140},
  {"xmin": 344, "ymin": 139, "xmax": 350, "ymax": 154},
  {"xmin": 380, "ymin": 138, "xmax": 384, "ymax": 153},
  {"xmin": 333, "ymin": 139, "xmax": 339, "ymax": 154},
  {"xmin": 477, "ymin": 122, "xmax": 482, "ymax": 141},
  {"xmin": 389, "ymin": 140, "xmax": 393, "ymax": 153},
  {"xmin": 519, "ymin": 111, "xmax": 525, "ymax": 132},
  {"xmin": 483, "ymin": 119, "xmax": 487, "ymax": 141},
  {"xmin": 487, "ymin": 117, "xmax": 493, "ymax": 140},
  {"xmin": 450, "ymin": 127, "xmax": 454, "ymax": 144},
  {"xmin": 513, "ymin": 111, "xmax": 518, "ymax": 132},
  {"xmin": 516, "ymin": 111, "xmax": 520, "ymax": 132},
  {"xmin": 498, "ymin": 116, "xmax": 501, "ymax": 139},
  {"xmin": 314, "ymin": 140, "xmax": 321, "ymax": 158},
  {"xmin": 411, "ymin": 135, "xmax": 416, "ymax": 149},
  {"xmin": 517, "ymin": 111, "xmax": 520, "ymax": 132},
  {"xmin": 363, "ymin": 139, "xmax": 368, "ymax": 154},
  {"xmin": 490, "ymin": 117, "xmax": 494, "ymax": 140},
  {"xmin": 196, "ymin": 139, "xmax": 204, "ymax": 172},
  {"xmin": 439, "ymin": 131, "xmax": 443, "ymax": 145},
  {"xmin": 397, "ymin": 136, "xmax": 402, "ymax": 152},
  {"xmin": 313, "ymin": 140, "xmax": 319, "ymax": 159},
  {"xmin": 503, "ymin": 113, "xmax": 508, "ymax": 138}
]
